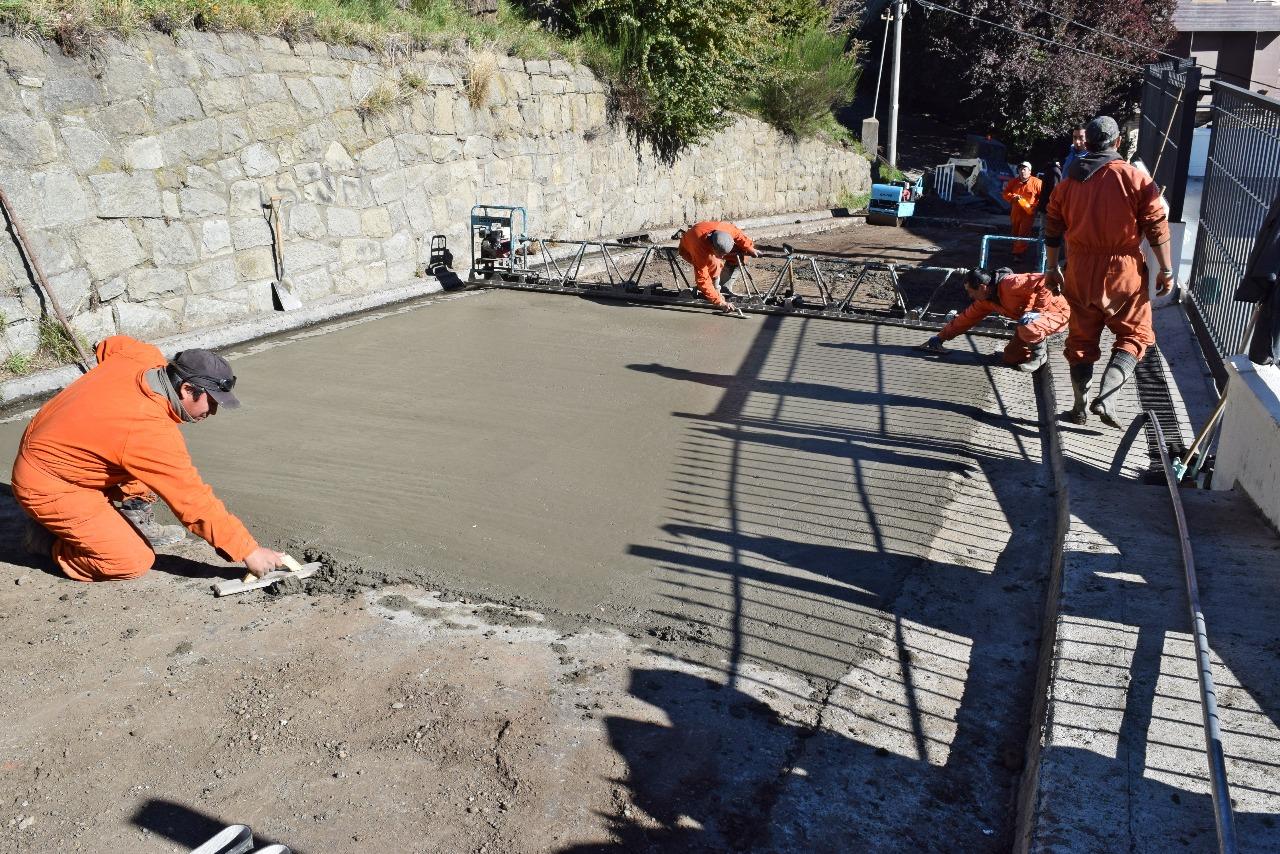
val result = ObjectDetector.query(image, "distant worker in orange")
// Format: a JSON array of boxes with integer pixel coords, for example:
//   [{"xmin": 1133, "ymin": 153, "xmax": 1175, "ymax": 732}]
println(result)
[
  {"xmin": 1045, "ymin": 115, "xmax": 1174, "ymax": 426},
  {"xmin": 919, "ymin": 268, "xmax": 1069, "ymax": 372},
  {"xmin": 11, "ymin": 336, "xmax": 287, "ymax": 582},
  {"xmin": 678, "ymin": 221, "xmax": 759, "ymax": 318},
  {"xmin": 1003, "ymin": 161, "xmax": 1042, "ymax": 259}
]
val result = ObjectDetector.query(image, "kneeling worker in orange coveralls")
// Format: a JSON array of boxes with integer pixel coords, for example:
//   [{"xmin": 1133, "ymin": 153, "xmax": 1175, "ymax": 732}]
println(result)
[
  {"xmin": 11, "ymin": 335, "xmax": 287, "ymax": 582},
  {"xmin": 920, "ymin": 268, "xmax": 1070, "ymax": 371},
  {"xmin": 677, "ymin": 221, "xmax": 760, "ymax": 318}
]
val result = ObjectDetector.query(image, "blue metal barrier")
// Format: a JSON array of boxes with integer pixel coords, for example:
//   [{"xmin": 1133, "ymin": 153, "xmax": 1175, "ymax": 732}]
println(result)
[{"xmin": 978, "ymin": 234, "xmax": 1046, "ymax": 273}]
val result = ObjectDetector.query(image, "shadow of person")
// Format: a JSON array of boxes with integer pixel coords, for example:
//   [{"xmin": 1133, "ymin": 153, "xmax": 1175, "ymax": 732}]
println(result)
[
  {"xmin": 559, "ymin": 667, "xmax": 797, "ymax": 853},
  {"xmin": 557, "ymin": 667, "xmax": 994, "ymax": 854}
]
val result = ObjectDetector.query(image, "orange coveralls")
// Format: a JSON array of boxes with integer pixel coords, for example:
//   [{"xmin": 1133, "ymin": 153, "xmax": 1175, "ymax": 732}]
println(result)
[
  {"xmin": 1003, "ymin": 176, "xmax": 1042, "ymax": 256},
  {"xmin": 938, "ymin": 272, "xmax": 1070, "ymax": 364},
  {"xmin": 1044, "ymin": 160, "xmax": 1169, "ymax": 365},
  {"xmin": 678, "ymin": 221, "xmax": 758, "ymax": 309},
  {"xmin": 11, "ymin": 336, "xmax": 258, "ymax": 581}
]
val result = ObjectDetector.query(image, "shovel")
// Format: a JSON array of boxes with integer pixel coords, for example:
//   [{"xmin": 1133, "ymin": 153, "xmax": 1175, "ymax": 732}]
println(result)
[
  {"xmin": 266, "ymin": 196, "xmax": 302, "ymax": 311},
  {"xmin": 212, "ymin": 553, "xmax": 320, "ymax": 597}
]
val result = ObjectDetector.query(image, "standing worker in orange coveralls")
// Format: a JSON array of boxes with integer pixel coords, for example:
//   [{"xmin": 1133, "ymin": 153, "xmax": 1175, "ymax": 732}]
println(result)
[
  {"xmin": 678, "ymin": 221, "xmax": 760, "ymax": 318},
  {"xmin": 1003, "ymin": 162, "xmax": 1042, "ymax": 259},
  {"xmin": 11, "ymin": 335, "xmax": 287, "ymax": 582},
  {"xmin": 1044, "ymin": 115, "xmax": 1175, "ymax": 427},
  {"xmin": 919, "ymin": 268, "xmax": 1070, "ymax": 371}
]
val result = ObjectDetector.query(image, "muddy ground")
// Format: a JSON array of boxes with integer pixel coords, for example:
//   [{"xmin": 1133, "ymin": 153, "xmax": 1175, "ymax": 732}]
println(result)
[{"xmin": 0, "ymin": 220, "xmax": 1052, "ymax": 853}]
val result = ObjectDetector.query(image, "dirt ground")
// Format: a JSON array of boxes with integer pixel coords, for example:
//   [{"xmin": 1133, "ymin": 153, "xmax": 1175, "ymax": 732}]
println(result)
[{"xmin": 0, "ymin": 220, "xmax": 1052, "ymax": 853}]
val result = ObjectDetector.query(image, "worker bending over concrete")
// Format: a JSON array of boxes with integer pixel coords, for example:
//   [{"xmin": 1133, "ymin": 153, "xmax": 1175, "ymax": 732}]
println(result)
[
  {"xmin": 678, "ymin": 221, "xmax": 759, "ymax": 318},
  {"xmin": 921, "ymin": 268, "xmax": 1069, "ymax": 372},
  {"xmin": 12, "ymin": 336, "xmax": 287, "ymax": 582},
  {"xmin": 1044, "ymin": 115, "xmax": 1174, "ymax": 426}
]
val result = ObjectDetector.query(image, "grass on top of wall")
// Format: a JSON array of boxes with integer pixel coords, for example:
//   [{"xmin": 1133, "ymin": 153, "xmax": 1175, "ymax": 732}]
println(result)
[{"xmin": 0, "ymin": 0, "xmax": 577, "ymax": 60}]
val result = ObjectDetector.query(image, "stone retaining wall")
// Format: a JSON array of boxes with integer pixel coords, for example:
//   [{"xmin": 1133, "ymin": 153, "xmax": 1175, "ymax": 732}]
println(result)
[{"xmin": 0, "ymin": 32, "xmax": 870, "ymax": 359}]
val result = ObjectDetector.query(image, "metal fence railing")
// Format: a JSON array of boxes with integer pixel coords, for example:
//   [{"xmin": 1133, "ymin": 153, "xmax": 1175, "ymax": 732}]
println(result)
[
  {"xmin": 932, "ymin": 163, "xmax": 955, "ymax": 203},
  {"xmin": 1138, "ymin": 59, "xmax": 1200, "ymax": 222},
  {"xmin": 1187, "ymin": 81, "xmax": 1280, "ymax": 373}
]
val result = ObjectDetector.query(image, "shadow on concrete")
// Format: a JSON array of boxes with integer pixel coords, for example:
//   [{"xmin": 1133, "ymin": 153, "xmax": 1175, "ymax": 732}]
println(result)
[
  {"xmin": 569, "ymin": 314, "xmax": 1055, "ymax": 850},
  {"xmin": 578, "ymin": 308, "xmax": 1279, "ymax": 849}
]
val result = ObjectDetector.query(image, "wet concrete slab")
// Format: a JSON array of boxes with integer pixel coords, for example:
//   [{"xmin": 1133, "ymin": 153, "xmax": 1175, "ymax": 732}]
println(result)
[
  {"xmin": 0, "ymin": 262, "xmax": 1055, "ymax": 851},
  {"xmin": 121, "ymin": 290, "xmax": 1046, "ymax": 681}
]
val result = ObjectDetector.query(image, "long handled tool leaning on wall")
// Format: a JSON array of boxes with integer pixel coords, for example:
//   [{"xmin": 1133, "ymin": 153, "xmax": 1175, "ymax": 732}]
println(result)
[
  {"xmin": 0, "ymin": 185, "xmax": 94, "ymax": 372},
  {"xmin": 265, "ymin": 195, "xmax": 302, "ymax": 312}
]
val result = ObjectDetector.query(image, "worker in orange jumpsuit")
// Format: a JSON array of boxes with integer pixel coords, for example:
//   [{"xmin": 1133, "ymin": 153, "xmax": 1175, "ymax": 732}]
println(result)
[
  {"xmin": 1003, "ymin": 161, "xmax": 1042, "ymax": 258},
  {"xmin": 1045, "ymin": 115, "xmax": 1175, "ymax": 427},
  {"xmin": 11, "ymin": 336, "xmax": 287, "ymax": 582},
  {"xmin": 919, "ymin": 268, "xmax": 1069, "ymax": 371},
  {"xmin": 677, "ymin": 221, "xmax": 760, "ymax": 318}
]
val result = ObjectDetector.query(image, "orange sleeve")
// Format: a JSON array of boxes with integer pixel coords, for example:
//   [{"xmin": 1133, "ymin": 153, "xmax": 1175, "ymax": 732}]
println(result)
[
  {"xmin": 1044, "ymin": 183, "xmax": 1066, "ymax": 245},
  {"xmin": 120, "ymin": 421, "xmax": 258, "ymax": 562},
  {"xmin": 1134, "ymin": 175, "xmax": 1170, "ymax": 247},
  {"xmin": 731, "ymin": 227, "xmax": 756, "ymax": 256},
  {"xmin": 678, "ymin": 232, "xmax": 721, "ymax": 293},
  {"xmin": 939, "ymin": 301, "xmax": 994, "ymax": 341},
  {"xmin": 1028, "ymin": 284, "xmax": 1054, "ymax": 313}
]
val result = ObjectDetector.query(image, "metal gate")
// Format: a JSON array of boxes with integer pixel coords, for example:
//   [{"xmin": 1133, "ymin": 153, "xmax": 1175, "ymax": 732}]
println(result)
[
  {"xmin": 1187, "ymin": 81, "xmax": 1280, "ymax": 371},
  {"xmin": 1137, "ymin": 58, "xmax": 1200, "ymax": 222}
]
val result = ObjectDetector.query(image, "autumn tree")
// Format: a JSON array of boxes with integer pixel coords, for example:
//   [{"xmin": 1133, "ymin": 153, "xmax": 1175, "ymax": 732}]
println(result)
[{"xmin": 902, "ymin": 0, "xmax": 1177, "ymax": 150}]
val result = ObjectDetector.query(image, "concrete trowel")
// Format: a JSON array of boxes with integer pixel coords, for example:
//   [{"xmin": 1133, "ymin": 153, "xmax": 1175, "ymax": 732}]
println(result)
[{"xmin": 212, "ymin": 553, "xmax": 320, "ymax": 597}]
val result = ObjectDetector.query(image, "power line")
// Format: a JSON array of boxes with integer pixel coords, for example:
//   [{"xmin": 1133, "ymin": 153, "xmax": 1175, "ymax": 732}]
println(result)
[
  {"xmin": 1008, "ymin": 0, "xmax": 1280, "ymax": 92},
  {"xmin": 913, "ymin": 0, "xmax": 1140, "ymax": 70},
  {"xmin": 1008, "ymin": 0, "xmax": 1182, "ymax": 62}
]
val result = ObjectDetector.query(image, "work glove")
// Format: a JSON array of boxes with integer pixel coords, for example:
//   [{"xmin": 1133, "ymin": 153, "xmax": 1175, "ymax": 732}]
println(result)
[
  {"xmin": 919, "ymin": 335, "xmax": 946, "ymax": 352},
  {"xmin": 1045, "ymin": 268, "xmax": 1064, "ymax": 295},
  {"xmin": 1018, "ymin": 311, "xmax": 1040, "ymax": 326}
]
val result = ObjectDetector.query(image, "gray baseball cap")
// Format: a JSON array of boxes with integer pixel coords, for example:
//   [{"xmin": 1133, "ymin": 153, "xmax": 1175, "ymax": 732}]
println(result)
[
  {"xmin": 708, "ymin": 230, "xmax": 735, "ymax": 255},
  {"xmin": 1085, "ymin": 116, "xmax": 1120, "ymax": 150},
  {"xmin": 170, "ymin": 349, "xmax": 240, "ymax": 409}
]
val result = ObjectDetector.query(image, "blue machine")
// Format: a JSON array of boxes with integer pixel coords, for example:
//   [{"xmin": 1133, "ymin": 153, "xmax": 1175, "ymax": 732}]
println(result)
[{"xmin": 868, "ymin": 169, "xmax": 925, "ymax": 226}]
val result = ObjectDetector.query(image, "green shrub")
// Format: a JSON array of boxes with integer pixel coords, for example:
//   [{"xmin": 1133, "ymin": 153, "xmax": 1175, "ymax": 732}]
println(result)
[
  {"xmin": 743, "ymin": 26, "xmax": 861, "ymax": 138},
  {"xmin": 876, "ymin": 161, "xmax": 904, "ymax": 183},
  {"xmin": 37, "ymin": 317, "xmax": 89, "ymax": 364},
  {"xmin": 835, "ymin": 187, "xmax": 869, "ymax": 211},
  {"xmin": 575, "ymin": 0, "xmax": 759, "ymax": 160},
  {"xmin": 3, "ymin": 352, "xmax": 35, "ymax": 376}
]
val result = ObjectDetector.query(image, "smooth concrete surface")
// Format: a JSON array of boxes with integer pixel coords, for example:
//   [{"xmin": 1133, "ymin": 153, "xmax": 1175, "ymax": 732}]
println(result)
[
  {"xmin": 1213, "ymin": 356, "xmax": 1280, "ymax": 530},
  {"xmin": 0, "ymin": 287, "xmax": 1055, "ymax": 848},
  {"xmin": 0, "ymin": 207, "xmax": 858, "ymax": 412},
  {"xmin": 1022, "ymin": 340, "xmax": 1280, "ymax": 852}
]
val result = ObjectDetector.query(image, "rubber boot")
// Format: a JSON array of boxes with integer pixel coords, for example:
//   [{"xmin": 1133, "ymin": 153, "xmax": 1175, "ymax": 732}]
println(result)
[
  {"xmin": 1013, "ymin": 342, "xmax": 1048, "ymax": 373},
  {"xmin": 23, "ymin": 518, "xmax": 54, "ymax": 559},
  {"xmin": 118, "ymin": 498, "xmax": 188, "ymax": 547},
  {"xmin": 1066, "ymin": 362, "xmax": 1094, "ymax": 425},
  {"xmin": 1090, "ymin": 350, "xmax": 1138, "ymax": 429}
]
